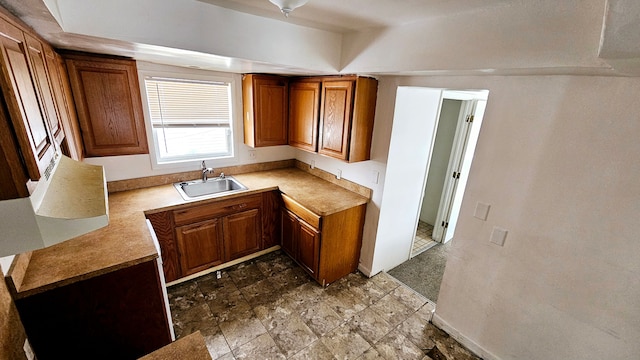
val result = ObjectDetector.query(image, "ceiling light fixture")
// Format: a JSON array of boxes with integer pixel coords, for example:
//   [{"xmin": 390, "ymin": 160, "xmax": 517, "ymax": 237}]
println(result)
[{"xmin": 268, "ymin": 0, "xmax": 309, "ymax": 17}]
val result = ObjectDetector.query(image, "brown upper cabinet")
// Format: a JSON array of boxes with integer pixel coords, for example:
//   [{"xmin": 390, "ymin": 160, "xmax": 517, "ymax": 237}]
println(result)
[
  {"xmin": 0, "ymin": 17, "xmax": 56, "ymax": 185},
  {"xmin": 242, "ymin": 74, "xmax": 289, "ymax": 147},
  {"xmin": 64, "ymin": 53, "xmax": 148, "ymax": 157},
  {"xmin": 285, "ymin": 75, "xmax": 378, "ymax": 163},
  {"xmin": 45, "ymin": 48, "xmax": 83, "ymax": 160},
  {"xmin": 318, "ymin": 77, "xmax": 378, "ymax": 162},
  {"xmin": 288, "ymin": 78, "xmax": 321, "ymax": 152}
]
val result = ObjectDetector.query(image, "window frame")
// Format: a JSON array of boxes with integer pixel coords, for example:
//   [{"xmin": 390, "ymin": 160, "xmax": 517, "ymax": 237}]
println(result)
[{"xmin": 137, "ymin": 64, "xmax": 242, "ymax": 170}]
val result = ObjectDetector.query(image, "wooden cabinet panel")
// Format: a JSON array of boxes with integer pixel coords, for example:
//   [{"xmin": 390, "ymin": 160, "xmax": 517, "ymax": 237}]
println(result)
[
  {"xmin": 318, "ymin": 80, "xmax": 354, "ymax": 160},
  {"xmin": 24, "ymin": 34, "xmax": 64, "ymax": 150},
  {"xmin": 15, "ymin": 259, "xmax": 172, "ymax": 359},
  {"xmin": 262, "ymin": 190, "xmax": 281, "ymax": 249},
  {"xmin": 45, "ymin": 49, "xmax": 83, "ymax": 160},
  {"xmin": 65, "ymin": 53, "xmax": 148, "ymax": 157},
  {"xmin": 282, "ymin": 197, "xmax": 366, "ymax": 286},
  {"xmin": 289, "ymin": 79, "xmax": 320, "ymax": 152},
  {"xmin": 173, "ymin": 194, "xmax": 262, "ymax": 226},
  {"xmin": 0, "ymin": 19, "xmax": 54, "ymax": 181},
  {"xmin": 297, "ymin": 220, "xmax": 320, "ymax": 277},
  {"xmin": 243, "ymin": 74, "xmax": 288, "ymax": 147},
  {"xmin": 281, "ymin": 208, "xmax": 297, "ymax": 258},
  {"xmin": 146, "ymin": 211, "xmax": 180, "ymax": 282},
  {"xmin": 176, "ymin": 218, "xmax": 225, "ymax": 276},
  {"xmin": 223, "ymin": 208, "xmax": 261, "ymax": 261}
]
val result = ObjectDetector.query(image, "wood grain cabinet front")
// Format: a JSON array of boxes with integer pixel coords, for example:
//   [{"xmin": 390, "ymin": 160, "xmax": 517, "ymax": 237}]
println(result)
[
  {"xmin": 286, "ymin": 76, "xmax": 378, "ymax": 163},
  {"xmin": 0, "ymin": 17, "xmax": 56, "ymax": 187},
  {"xmin": 318, "ymin": 77, "xmax": 378, "ymax": 162},
  {"xmin": 288, "ymin": 79, "xmax": 321, "ymax": 152},
  {"xmin": 147, "ymin": 193, "xmax": 266, "ymax": 281},
  {"xmin": 64, "ymin": 52, "xmax": 148, "ymax": 157},
  {"xmin": 176, "ymin": 218, "xmax": 225, "ymax": 276},
  {"xmin": 243, "ymin": 74, "xmax": 289, "ymax": 147},
  {"xmin": 0, "ymin": 8, "xmax": 84, "ymax": 199},
  {"xmin": 281, "ymin": 194, "xmax": 365, "ymax": 286}
]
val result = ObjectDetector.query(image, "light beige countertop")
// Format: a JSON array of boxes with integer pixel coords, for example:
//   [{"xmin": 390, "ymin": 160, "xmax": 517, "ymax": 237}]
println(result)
[
  {"xmin": 138, "ymin": 331, "xmax": 212, "ymax": 360},
  {"xmin": 8, "ymin": 166, "xmax": 369, "ymax": 298}
]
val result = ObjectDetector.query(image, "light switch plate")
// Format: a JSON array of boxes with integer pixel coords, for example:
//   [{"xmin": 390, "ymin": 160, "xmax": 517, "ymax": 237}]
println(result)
[
  {"xmin": 474, "ymin": 202, "xmax": 491, "ymax": 221},
  {"xmin": 490, "ymin": 227, "xmax": 508, "ymax": 246}
]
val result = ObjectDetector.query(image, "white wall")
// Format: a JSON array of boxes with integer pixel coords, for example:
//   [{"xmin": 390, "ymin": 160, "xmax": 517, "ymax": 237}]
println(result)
[
  {"xmin": 52, "ymin": 0, "xmax": 342, "ymax": 72},
  {"xmin": 372, "ymin": 75, "xmax": 640, "ymax": 360},
  {"xmin": 420, "ymin": 99, "xmax": 461, "ymax": 225},
  {"xmin": 341, "ymin": 1, "xmax": 606, "ymax": 74}
]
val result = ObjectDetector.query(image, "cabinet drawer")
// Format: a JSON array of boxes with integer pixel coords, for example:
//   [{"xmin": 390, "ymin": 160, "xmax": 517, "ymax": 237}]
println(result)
[
  {"xmin": 173, "ymin": 194, "xmax": 262, "ymax": 226},
  {"xmin": 281, "ymin": 194, "xmax": 321, "ymax": 229}
]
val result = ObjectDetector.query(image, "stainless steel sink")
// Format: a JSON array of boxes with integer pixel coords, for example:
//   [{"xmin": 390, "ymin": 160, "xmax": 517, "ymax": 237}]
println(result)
[{"xmin": 174, "ymin": 176, "xmax": 247, "ymax": 200}]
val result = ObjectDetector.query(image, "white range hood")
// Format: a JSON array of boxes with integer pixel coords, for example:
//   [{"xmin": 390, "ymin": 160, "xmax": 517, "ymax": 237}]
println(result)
[{"xmin": 0, "ymin": 154, "xmax": 109, "ymax": 257}]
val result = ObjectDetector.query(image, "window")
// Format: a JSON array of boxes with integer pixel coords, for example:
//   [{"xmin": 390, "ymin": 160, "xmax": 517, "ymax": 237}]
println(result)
[{"xmin": 143, "ymin": 76, "xmax": 234, "ymax": 164}]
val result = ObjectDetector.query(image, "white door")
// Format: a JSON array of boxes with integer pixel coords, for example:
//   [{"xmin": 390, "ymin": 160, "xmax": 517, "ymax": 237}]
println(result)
[{"xmin": 433, "ymin": 99, "xmax": 487, "ymax": 243}]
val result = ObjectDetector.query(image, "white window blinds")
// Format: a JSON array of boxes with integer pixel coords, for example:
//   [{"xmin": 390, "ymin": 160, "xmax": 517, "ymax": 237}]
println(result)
[{"xmin": 143, "ymin": 77, "xmax": 234, "ymax": 163}]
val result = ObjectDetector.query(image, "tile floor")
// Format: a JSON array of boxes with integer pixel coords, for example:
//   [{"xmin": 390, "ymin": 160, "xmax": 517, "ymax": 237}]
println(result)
[
  {"xmin": 411, "ymin": 221, "xmax": 437, "ymax": 258},
  {"xmin": 167, "ymin": 250, "xmax": 481, "ymax": 360}
]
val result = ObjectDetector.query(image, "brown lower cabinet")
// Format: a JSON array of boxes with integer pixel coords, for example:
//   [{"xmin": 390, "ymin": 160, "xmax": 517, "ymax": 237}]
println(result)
[
  {"xmin": 148, "ymin": 193, "xmax": 268, "ymax": 281},
  {"xmin": 13, "ymin": 258, "xmax": 172, "ymax": 360},
  {"xmin": 147, "ymin": 190, "xmax": 366, "ymax": 286},
  {"xmin": 281, "ymin": 194, "xmax": 366, "ymax": 286}
]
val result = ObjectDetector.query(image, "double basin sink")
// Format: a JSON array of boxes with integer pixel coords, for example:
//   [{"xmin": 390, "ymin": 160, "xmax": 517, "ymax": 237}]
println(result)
[{"xmin": 174, "ymin": 176, "xmax": 248, "ymax": 200}]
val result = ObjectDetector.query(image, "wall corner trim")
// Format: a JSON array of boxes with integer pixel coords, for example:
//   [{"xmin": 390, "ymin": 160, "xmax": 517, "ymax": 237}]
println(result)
[{"xmin": 432, "ymin": 313, "xmax": 501, "ymax": 360}]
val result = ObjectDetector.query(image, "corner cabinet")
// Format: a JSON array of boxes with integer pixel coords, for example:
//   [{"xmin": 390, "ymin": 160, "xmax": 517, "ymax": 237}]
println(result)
[
  {"xmin": 64, "ymin": 52, "xmax": 148, "ymax": 157},
  {"xmin": 318, "ymin": 77, "xmax": 378, "ymax": 162},
  {"xmin": 242, "ymin": 74, "xmax": 289, "ymax": 147},
  {"xmin": 281, "ymin": 194, "xmax": 366, "ymax": 286},
  {"xmin": 287, "ymin": 76, "xmax": 378, "ymax": 163}
]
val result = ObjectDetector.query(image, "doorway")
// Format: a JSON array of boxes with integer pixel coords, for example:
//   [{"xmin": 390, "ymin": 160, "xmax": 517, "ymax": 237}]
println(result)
[
  {"xmin": 382, "ymin": 88, "xmax": 487, "ymax": 303},
  {"xmin": 410, "ymin": 92, "xmax": 487, "ymax": 257}
]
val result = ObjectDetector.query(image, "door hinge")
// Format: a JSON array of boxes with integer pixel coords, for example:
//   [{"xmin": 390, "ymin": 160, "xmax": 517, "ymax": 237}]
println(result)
[
  {"xmin": 452, "ymin": 171, "xmax": 461, "ymax": 179},
  {"xmin": 466, "ymin": 115, "xmax": 474, "ymax": 123},
  {"xmin": 441, "ymin": 221, "xmax": 449, "ymax": 228}
]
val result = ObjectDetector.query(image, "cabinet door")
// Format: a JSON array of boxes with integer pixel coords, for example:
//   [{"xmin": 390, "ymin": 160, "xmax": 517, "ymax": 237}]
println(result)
[
  {"xmin": 281, "ymin": 208, "xmax": 297, "ymax": 258},
  {"xmin": 45, "ymin": 48, "xmax": 83, "ymax": 160},
  {"xmin": 24, "ymin": 34, "xmax": 64, "ymax": 150},
  {"xmin": 318, "ymin": 80, "xmax": 354, "ymax": 161},
  {"xmin": 176, "ymin": 218, "xmax": 225, "ymax": 276},
  {"xmin": 297, "ymin": 219, "xmax": 320, "ymax": 277},
  {"xmin": 65, "ymin": 54, "xmax": 148, "ymax": 157},
  {"xmin": 223, "ymin": 208, "xmax": 262, "ymax": 261},
  {"xmin": 243, "ymin": 74, "xmax": 288, "ymax": 147},
  {"xmin": 289, "ymin": 80, "xmax": 320, "ymax": 152},
  {"xmin": 0, "ymin": 19, "xmax": 55, "ymax": 180}
]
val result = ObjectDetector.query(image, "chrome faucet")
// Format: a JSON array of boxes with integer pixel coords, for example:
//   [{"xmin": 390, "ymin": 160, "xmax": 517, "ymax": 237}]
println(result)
[{"xmin": 201, "ymin": 161, "xmax": 213, "ymax": 182}]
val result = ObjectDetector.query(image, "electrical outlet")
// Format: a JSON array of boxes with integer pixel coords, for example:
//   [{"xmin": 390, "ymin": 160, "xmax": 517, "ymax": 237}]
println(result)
[
  {"xmin": 216, "ymin": 270, "xmax": 221, "ymax": 279},
  {"xmin": 474, "ymin": 202, "xmax": 491, "ymax": 221},
  {"xmin": 248, "ymin": 150, "xmax": 256, "ymax": 159},
  {"xmin": 336, "ymin": 169, "xmax": 342, "ymax": 180},
  {"xmin": 490, "ymin": 227, "xmax": 508, "ymax": 246},
  {"xmin": 310, "ymin": 160, "xmax": 315, "ymax": 169}
]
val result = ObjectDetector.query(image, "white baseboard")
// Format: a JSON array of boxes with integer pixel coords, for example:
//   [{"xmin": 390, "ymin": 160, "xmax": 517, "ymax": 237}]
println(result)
[{"xmin": 432, "ymin": 313, "xmax": 501, "ymax": 360}]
